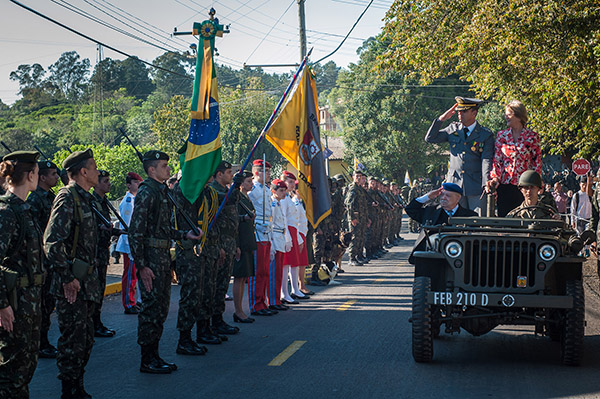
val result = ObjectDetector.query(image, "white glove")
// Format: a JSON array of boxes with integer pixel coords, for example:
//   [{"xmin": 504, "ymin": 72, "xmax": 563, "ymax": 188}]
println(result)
[
  {"xmin": 297, "ymin": 232, "xmax": 304, "ymax": 246},
  {"xmin": 270, "ymin": 246, "xmax": 276, "ymax": 260},
  {"xmin": 284, "ymin": 240, "xmax": 292, "ymax": 252}
]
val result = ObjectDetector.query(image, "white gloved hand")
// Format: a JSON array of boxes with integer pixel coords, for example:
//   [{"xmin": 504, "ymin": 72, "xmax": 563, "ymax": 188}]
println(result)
[
  {"xmin": 285, "ymin": 241, "xmax": 292, "ymax": 252},
  {"xmin": 297, "ymin": 232, "xmax": 304, "ymax": 246}
]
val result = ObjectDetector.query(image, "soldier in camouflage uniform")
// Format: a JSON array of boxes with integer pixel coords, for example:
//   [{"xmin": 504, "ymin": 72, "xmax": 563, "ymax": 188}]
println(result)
[
  {"xmin": 365, "ymin": 177, "xmax": 380, "ymax": 260},
  {"xmin": 91, "ymin": 170, "xmax": 116, "ymax": 339},
  {"xmin": 26, "ymin": 159, "xmax": 60, "ymax": 358},
  {"xmin": 313, "ymin": 178, "xmax": 335, "ymax": 269},
  {"xmin": 506, "ymin": 170, "xmax": 558, "ymax": 219},
  {"xmin": 172, "ymin": 181, "xmax": 209, "ymax": 356},
  {"xmin": 210, "ymin": 161, "xmax": 241, "ymax": 336},
  {"xmin": 44, "ymin": 149, "xmax": 102, "ymax": 399},
  {"xmin": 128, "ymin": 150, "xmax": 201, "ymax": 375},
  {"xmin": 345, "ymin": 170, "xmax": 369, "ymax": 266},
  {"xmin": 0, "ymin": 151, "xmax": 44, "ymax": 399},
  {"xmin": 196, "ymin": 177, "xmax": 228, "ymax": 344}
]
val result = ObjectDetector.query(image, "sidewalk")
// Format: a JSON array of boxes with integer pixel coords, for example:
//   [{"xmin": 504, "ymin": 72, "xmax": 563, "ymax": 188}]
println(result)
[{"xmin": 104, "ymin": 258, "xmax": 124, "ymax": 295}]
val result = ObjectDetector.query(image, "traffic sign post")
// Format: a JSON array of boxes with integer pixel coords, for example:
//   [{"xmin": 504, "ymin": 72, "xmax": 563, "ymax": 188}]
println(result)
[{"xmin": 572, "ymin": 159, "xmax": 591, "ymax": 176}]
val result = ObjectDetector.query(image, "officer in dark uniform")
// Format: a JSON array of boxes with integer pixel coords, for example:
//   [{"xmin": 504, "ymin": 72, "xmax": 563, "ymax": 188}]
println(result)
[
  {"xmin": 44, "ymin": 149, "xmax": 102, "ymax": 398},
  {"xmin": 91, "ymin": 170, "xmax": 116, "ymax": 338},
  {"xmin": 27, "ymin": 159, "xmax": 60, "ymax": 358},
  {"xmin": 0, "ymin": 151, "xmax": 45, "ymax": 399},
  {"xmin": 128, "ymin": 150, "xmax": 202, "ymax": 374}
]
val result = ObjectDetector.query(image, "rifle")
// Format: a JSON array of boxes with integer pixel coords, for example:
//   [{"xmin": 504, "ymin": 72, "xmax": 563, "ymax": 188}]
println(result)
[
  {"xmin": 91, "ymin": 201, "xmax": 126, "ymax": 236},
  {"xmin": 118, "ymin": 128, "xmax": 201, "ymax": 236},
  {"xmin": 1, "ymin": 141, "xmax": 11, "ymax": 153}
]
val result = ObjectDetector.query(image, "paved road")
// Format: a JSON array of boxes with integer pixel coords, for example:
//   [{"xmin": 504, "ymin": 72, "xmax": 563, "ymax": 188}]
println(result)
[{"xmin": 31, "ymin": 232, "xmax": 600, "ymax": 399}]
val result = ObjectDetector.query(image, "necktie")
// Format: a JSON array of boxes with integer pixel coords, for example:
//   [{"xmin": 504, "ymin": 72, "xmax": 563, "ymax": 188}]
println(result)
[{"xmin": 463, "ymin": 127, "xmax": 470, "ymax": 137}]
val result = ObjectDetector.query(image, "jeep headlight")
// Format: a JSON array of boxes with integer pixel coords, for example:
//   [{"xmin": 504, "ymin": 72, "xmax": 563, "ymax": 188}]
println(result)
[
  {"xmin": 445, "ymin": 241, "xmax": 462, "ymax": 258},
  {"xmin": 539, "ymin": 244, "xmax": 556, "ymax": 261}
]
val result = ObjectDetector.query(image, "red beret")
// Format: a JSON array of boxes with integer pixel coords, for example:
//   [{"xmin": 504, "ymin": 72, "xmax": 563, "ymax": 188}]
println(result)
[
  {"xmin": 128, "ymin": 172, "xmax": 143, "ymax": 181},
  {"xmin": 252, "ymin": 159, "xmax": 271, "ymax": 168},
  {"xmin": 271, "ymin": 178, "xmax": 287, "ymax": 190},
  {"xmin": 282, "ymin": 170, "xmax": 296, "ymax": 180}
]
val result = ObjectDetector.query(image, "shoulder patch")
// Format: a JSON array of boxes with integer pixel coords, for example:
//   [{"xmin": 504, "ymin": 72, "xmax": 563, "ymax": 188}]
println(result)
[{"xmin": 126, "ymin": 197, "xmax": 132, "ymax": 203}]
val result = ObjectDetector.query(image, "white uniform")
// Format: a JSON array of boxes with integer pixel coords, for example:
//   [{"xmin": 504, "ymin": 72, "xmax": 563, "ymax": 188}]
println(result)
[
  {"xmin": 115, "ymin": 191, "xmax": 135, "ymax": 255},
  {"xmin": 270, "ymin": 195, "xmax": 290, "ymax": 253},
  {"xmin": 281, "ymin": 194, "xmax": 302, "ymax": 244},
  {"xmin": 248, "ymin": 180, "xmax": 273, "ymax": 243},
  {"xmin": 293, "ymin": 196, "xmax": 308, "ymax": 239}
]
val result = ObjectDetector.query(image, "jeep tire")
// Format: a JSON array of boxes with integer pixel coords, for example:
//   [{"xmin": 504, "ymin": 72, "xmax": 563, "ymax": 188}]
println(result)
[
  {"xmin": 412, "ymin": 276, "xmax": 433, "ymax": 362},
  {"xmin": 561, "ymin": 280, "xmax": 585, "ymax": 366}
]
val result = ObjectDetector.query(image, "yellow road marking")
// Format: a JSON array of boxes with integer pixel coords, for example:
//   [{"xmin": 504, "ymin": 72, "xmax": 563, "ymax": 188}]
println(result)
[
  {"xmin": 268, "ymin": 341, "xmax": 306, "ymax": 366},
  {"xmin": 372, "ymin": 278, "xmax": 384, "ymax": 283},
  {"xmin": 337, "ymin": 299, "xmax": 357, "ymax": 311}
]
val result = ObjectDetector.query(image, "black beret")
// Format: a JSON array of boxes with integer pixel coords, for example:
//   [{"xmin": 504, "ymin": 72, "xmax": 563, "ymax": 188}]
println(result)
[
  {"xmin": 38, "ymin": 160, "xmax": 59, "ymax": 171},
  {"xmin": 241, "ymin": 170, "xmax": 252, "ymax": 179},
  {"xmin": 142, "ymin": 150, "xmax": 169, "ymax": 162},
  {"xmin": 215, "ymin": 160, "xmax": 232, "ymax": 172},
  {"xmin": 98, "ymin": 170, "xmax": 110, "ymax": 178},
  {"xmin": 2, "ymin": 150, "xmax": 40, "ymax": 163},
  {"xmin": 63, "ymin": 149, "xmax": 94, "ymax": 170}
]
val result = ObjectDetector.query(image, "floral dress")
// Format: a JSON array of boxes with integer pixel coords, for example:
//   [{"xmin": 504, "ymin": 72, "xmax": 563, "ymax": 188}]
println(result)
[{"xmin": 490, "ymin": 127, "xmax": 542, "ymax": 185}]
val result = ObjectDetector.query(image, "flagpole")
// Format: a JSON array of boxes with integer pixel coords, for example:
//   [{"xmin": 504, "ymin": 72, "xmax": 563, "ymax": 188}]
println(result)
[{"xmin": 208, "ymin": 48, "xmax": 313, "ymax": 231}]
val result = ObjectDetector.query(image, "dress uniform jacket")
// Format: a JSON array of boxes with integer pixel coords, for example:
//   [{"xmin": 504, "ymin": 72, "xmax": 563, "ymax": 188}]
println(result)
[
  {"xmin": 248, "ymin": 181, "xmax": 272, "ymax": 242},
  {"xmin": 425, "ymin": 119, "xmax": 494, "ymax": 197},
  {"xmin": 405, "ymin": 198, "xmax": 477, "ymax": 264}
]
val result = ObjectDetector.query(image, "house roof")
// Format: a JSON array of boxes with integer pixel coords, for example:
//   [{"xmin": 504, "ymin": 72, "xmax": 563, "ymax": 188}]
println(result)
[{"xmin": 324, "ymin": 135, "xmax": 344, "ymax": 160}]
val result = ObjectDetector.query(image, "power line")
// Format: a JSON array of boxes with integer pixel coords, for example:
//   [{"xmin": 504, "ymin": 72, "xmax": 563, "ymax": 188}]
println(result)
[
  {"xmin": 312, "ymin": 0, "xmax": 374, "ymax": 64},
  {"xmin": 244, "ymin": 0, "xmax": 296, "ymax": 63}
]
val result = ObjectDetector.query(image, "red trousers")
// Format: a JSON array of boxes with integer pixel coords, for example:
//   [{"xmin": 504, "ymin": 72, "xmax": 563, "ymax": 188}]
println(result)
[
  {"xmin": 267, "ymin": 251, "xmax": 284, "ymax": 306},
  {"xmin": 121, "ymin": 254, "xmax": 137, "ymax": 309},
  {"xmin": 248, "ymin": 242, "xmax": 270, "ymax": 312}
]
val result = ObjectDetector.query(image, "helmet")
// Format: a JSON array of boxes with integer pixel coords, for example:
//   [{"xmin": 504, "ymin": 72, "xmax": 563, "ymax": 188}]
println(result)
[{"xmin": 518, "ymin": 170, "xmax": 543, "ymax": 188}]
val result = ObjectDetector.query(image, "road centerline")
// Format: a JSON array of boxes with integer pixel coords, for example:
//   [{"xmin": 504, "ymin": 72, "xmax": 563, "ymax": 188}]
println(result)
[
  {"xmin": 337, "ymin": 299, "xmax": 357, "ymax": 311},
  {"xmin": 268, "ymin": 340, "xmax": 307, "ymax": 366}
]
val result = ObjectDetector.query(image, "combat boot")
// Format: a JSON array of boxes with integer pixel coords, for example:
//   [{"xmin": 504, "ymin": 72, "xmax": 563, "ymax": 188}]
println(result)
[
  {"xmin": 39, "ymin": 334, "xmax": 58, "ymax": 358},
  {"xmin": 76, "ymin": 375, "xmax": 92, "ymax": 399},
  {"xmin": 348, "ymin": 256, "xmax": 362, "ymax": 266},
  {"xmin": 153, "ymin": 342, "xmax": 178, "ymax": 371},
  {"xmin": 140, "ymin": 345, "xmax": 171, "ymax": 374},
  {"xmin": 212, "ymin": 314, "xmax": 239, "ymax": 335},
  {"xmin": 177, "ymin": 330, "xmax": 207, "ymax": 356},
  {"xmin": 61, "ymin": 379, "xmax": 78, "ymax": 399},
  {"xmin": 196, "ymin": 319, "xmax": 222, "ymax": 345}
]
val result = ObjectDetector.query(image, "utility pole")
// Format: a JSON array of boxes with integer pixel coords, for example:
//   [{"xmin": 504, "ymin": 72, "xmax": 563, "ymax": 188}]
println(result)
[{"xmin": 298, "ymin": 0, "xmax": 307, "ymax": 62}]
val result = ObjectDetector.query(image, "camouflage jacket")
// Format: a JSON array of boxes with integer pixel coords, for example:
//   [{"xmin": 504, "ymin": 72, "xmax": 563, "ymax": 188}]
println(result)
[
  {"xmin": 507, "ymin": 201, "xmax": 557, "ymax": 219},
  {"xmin": 27, "ymin": 186, "xmax": 55, "ymax": 231},
  {"xmin": 210, "ymin": 180, "xmax": 240, "ymax": 252},
  {"xmin": 44, "ymin": 182, "xmax": 101, "ymax": 302},
  {"xmin": 0, "ymin": 193, "xmax": 44, "ymax": 308},
  {"xmin": 345, "ymin": 182, "xmax": 368, "ymax": 225},
  {"xmin": 330, "ymin": 188, "xmax": 345, "ymax": 231},
  {"xmin": 92, "ymin": 192, "xmax": 112, "ymax": 267},
  {"xmin": 129, "ymin": 178, "xmax": 187, "ymax": 271}
]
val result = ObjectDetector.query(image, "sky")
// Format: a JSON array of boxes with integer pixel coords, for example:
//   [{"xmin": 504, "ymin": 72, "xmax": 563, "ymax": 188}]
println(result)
[{"xmin": 0, "ymin": 0, "xmax": 394, "ymax": 104}]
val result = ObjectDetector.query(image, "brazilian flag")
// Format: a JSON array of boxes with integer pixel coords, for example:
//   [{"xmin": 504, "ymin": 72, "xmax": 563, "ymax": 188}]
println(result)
[{"xmin": 179, "ymin": 19, "xmax": 224, "ymax": 204}]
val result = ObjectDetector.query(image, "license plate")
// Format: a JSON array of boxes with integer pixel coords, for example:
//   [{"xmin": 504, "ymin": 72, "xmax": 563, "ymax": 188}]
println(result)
[{"xmin": 431, "ymin": 292, "xmax": 489, "ymax": 306}]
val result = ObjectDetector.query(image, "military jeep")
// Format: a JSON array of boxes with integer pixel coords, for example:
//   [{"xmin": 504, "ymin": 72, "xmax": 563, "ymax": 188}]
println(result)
[{"xmin": 410, "ymin": 216, "xmax": 593, "ymax": 366}]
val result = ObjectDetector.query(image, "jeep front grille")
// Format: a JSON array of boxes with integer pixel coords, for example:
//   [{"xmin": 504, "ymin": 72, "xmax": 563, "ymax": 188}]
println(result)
[{"xmin": 463, "ymin": 239, "xmax": 537, "ymax": 289}]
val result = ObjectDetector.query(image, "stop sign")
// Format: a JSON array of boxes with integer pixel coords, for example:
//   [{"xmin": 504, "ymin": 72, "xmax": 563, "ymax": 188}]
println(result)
[{"xmin": 572, "ymin": 159, "xmax": 591, "ymax": 176}]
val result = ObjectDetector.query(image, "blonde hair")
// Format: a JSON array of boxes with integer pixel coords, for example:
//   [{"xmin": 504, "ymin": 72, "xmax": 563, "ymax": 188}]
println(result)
[{"xmin": 506, "ymin": 100, "xmax": 528, "ymax": 126}]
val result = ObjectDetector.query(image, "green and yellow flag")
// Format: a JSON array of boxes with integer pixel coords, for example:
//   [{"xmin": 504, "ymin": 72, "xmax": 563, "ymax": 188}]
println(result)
[
  {"xmin": 178, "ymin": 19, "xmax": 224, "ymax": 203},
  {"xmin": 265, "ymin": 66, "xmax": 331, "ymax": 228}
]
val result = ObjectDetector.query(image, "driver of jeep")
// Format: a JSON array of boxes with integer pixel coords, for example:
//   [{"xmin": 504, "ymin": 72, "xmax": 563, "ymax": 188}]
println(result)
[{"xmin": 507, "ymin": 170, "xmax": 559, "ymax": 219}]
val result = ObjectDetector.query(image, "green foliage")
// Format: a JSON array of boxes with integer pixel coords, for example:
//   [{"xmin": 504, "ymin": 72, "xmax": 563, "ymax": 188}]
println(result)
[
  {"xmin": 329, "ymin": 36, "xmax": 459, "ymax": 181},
  {"xmin": 380, "ymin": 0, "xmax": 600, "ymax": 157},
  {"xmin": 151, "ymin": 95, "xmax": 190, "ymax": 164},
  {"xmin": 53, "ymin": 143, "xmax": 152, "ymax": 200}
]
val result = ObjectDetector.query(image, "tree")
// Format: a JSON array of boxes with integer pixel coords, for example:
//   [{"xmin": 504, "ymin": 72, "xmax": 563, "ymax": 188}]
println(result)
[
  {"xmin": 48, "ymin": 51, "xmax": 90, "ymax": 101},
  {"xmin": 380, "ymin": 0, "xmax": 600, "ymax": 157},
  {"xmin": 328, "ymin": 36, "xmax": 461, "ymax": 180},
  {"xmin": 151, "ymin": 52, "xmax": 194, "ymax": 97},
  {"xmin": 151, "ymin": 95, "xmax": 190, "ymax": 164}
]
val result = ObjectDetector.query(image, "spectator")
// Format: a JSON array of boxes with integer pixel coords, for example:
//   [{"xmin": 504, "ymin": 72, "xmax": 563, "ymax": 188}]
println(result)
[
  {"xmin": 552, "ymin": 181, "xmax": 569, "ymax": 219},
  {"xmin": 486, "ymin": 100, "xmax": 542, "ymax": 216},
  {"xmin": 571, "ymin": 175, "xmax": 592, "ymax": 235}
]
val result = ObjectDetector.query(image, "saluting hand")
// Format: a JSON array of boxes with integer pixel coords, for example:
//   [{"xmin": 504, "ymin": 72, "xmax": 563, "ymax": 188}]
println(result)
[
  {"xmin": 439, "ymin": 104, "xmax": 458, "ymax": 121},
  {"xmin": 427, "ymin": 188, "xmax": 443, "ymax": 200},
  {"xmin": 139, "ymin": 267, "xmax": 155, "ymax": 292},
  {"xmin": 0, "ymin": 306, "xmax": 14, "ymax": 332},
  {"xmin": 63, "ymin": 279, "xmax": 81, "ymax": 304}
]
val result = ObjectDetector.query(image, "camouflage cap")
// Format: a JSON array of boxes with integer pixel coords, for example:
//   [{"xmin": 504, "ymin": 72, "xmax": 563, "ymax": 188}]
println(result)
[
  {"xmin": 142, "ymin": 150, "xmax": 169, "ymax": 162},
  {"xmin": 62, "ymin": 149, "xmax": 94, "ymax": 170},
  {"xmin": 2, "ymin": 150, "xmax": 40, "ymax": 163}
]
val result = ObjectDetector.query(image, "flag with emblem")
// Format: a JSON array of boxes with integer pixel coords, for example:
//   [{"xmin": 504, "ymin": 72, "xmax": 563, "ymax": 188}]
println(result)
[
  {"xmin": 265, "ymin": 65, "xmax": 331, "ymax": 227},
  {"xmin": 178, "ymin": 18, "xmax": 224, "ymax": 203},
  {"xmin": 353, "ymin": 157, "xmax": 365, "ymax": 171}
]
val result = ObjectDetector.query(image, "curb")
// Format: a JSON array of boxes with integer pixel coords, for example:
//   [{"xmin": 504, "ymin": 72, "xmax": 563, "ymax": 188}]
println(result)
[{"xmin": 104, "ymin": 282, "xmax": 121, "ymax": 296}]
